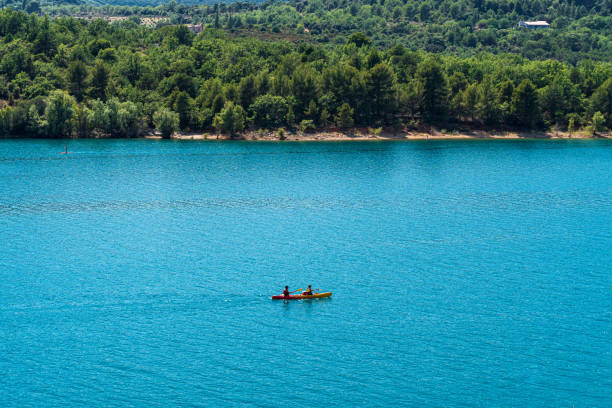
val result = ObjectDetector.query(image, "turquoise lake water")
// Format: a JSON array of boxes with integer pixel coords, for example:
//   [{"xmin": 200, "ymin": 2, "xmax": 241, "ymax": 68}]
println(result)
[{"xmin": 0, "ymin": 139, "xmax": 610, "ymax": 407}]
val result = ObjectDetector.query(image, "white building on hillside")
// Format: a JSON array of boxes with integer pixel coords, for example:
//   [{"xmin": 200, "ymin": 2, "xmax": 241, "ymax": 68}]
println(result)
[{"xmin": 518, "ymin": 21, "xmax": 550, "ymax": 28}]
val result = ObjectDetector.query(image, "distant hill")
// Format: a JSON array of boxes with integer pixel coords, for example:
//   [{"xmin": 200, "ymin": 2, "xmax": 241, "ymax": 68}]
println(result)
[
  {"xmin": 18, "ymin": 0, "xmax": 610, "ymax": 63},
  {"xmin": 0, "ymin": 0, "xmax": 242, "ymax": 8}
]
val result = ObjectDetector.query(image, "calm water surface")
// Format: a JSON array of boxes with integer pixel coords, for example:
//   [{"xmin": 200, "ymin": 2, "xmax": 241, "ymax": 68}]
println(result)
[{"xmin": 0, "ymin": 139, "xmax": 610, "ymax": 407}]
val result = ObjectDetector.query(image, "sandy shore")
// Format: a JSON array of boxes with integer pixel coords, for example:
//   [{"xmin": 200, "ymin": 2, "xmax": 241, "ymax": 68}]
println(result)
[{"xmin": 145, "ymin": 129, "xmax": 611, "ymax": 141}]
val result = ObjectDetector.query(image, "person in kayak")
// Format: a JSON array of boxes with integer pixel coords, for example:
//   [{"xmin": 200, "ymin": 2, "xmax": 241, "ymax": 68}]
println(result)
[
  {"xmin": 282, "ymin": 286, "xmax": 290, "ymax": 297},
  {"xmin": 303, "ymin": 285, "xmax": 313, "ymax": 296}
]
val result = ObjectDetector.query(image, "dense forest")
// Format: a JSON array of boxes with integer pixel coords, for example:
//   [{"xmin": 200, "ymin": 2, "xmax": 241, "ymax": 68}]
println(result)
[
  {"xmin": 0, "ymin": 6, "xmax": 610, "ymax": 138},
  {"xmin": 42, "ymin": 0, "xmax": 612, "ymax": 62}
]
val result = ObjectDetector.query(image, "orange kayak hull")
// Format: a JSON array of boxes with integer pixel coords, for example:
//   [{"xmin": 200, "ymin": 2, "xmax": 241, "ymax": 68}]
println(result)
[{"xmin": 271, "ymin": 292, "xmax": 332, "ymax": 300}]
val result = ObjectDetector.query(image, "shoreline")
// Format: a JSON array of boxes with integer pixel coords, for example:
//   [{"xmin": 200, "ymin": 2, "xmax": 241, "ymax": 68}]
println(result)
[
  {"xmin": 2, "ymin": 129, "xmax": 610, "ymax": 142},
  {"xmin": 161, "ymin": 129, "xmax": 611, "ymax": 142}
]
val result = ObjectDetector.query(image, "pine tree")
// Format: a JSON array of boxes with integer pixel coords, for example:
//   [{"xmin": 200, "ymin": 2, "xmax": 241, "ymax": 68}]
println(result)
[
  {"xmin": 335, "ymin": 103, "xmax": 354, "ymax": 129},
  {"xmin": 89, "ymin": 61, "xmax": 109, "ymax": 101},
  {"xmin": 511, "ymin": 80, "xmax": 539, "ymax": 128},
  {"xmin": 68, "ymin": 61, "xmax": 88, "ymax": 102},
  {"xmin": 476, "ymin": 79, "xmax": 500, "ymax": 126},
  {"xmin": 238, "ymin": 75, "xmax": 258, "ymax": 109},
  {"xmin": 366, "ymin": 63, "xmax": 396, "ymax": 124},
  {"xmin": 33, "ymin": 16, "xmax": 55, "ymax": 57},
  {"xmin": 173, "ymin": 91, "xmax": 193, "ymax": 130},
  {"xmin": 462, "ymin": 83, "xmax": 478, "ymax": 122},
  {"xmin": 415, "ymin": 58, "xmax": 448, "ymax": 124},
  {"xmin": 213, "ymin": 101, "xmax": 246, "ymax": 136}
]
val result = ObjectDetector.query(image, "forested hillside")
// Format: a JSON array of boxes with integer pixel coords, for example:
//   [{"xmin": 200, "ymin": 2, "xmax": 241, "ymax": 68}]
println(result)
[
  {"xmin": 0, "ymin": 4, "xmax": 610, "ymax": 138},
  {"xmin": 40, "ymin": 0, "xmax": 612, "ymax": 62}
]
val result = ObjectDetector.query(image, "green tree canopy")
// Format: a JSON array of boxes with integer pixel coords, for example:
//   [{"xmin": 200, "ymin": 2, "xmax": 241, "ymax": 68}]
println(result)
[
  {"xmin": 250, "ymin": 94, "xmax": 289, "ymax": 128},
  {"xmin": 415, "ymin": 58, "xmax": 448, "ymax": 124},
  {"xmin": 45, "ymin": 90, "xmax": 75, "ymax": 137},
  {"xmin": 153, "ymin": 108, "xmax": 179, "ymax": 138},
  {"xmin": 214, "ymin": 101, "xmax": 246, "ymax": 136},
  {"xmin": 511, "ymin": 79, "xmax": 540, "ymax": 128}
]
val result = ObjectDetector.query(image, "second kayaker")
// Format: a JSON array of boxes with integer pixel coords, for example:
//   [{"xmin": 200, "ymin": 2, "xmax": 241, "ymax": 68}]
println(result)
[{"xmin": 303, "ymin": 285, "xmax": 313, "ymax": 295}]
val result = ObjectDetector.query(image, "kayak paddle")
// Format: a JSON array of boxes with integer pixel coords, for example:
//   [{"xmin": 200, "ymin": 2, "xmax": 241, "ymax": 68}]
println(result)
[{"xmin": 283, "ymin": 288, "xmax": 303, "ymax": 294}]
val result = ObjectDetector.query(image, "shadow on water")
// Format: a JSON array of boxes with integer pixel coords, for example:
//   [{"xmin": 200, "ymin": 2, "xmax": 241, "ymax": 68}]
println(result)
[{"xmin": 279, "ymin": 298, "xmax": 332, "ymax": 307}]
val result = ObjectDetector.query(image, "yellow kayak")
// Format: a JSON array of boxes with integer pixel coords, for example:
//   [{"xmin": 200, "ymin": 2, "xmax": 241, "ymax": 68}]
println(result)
[{"xmin": 272, "ymin": 292, "xmax": 332, "ymax": 300}]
